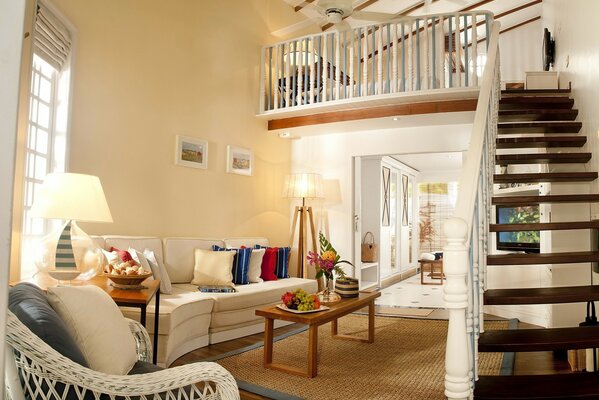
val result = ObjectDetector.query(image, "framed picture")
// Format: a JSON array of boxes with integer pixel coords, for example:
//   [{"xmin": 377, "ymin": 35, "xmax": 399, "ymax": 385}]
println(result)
[
  {"xmin": 175, "ymin": 135, "xmax": 208, "ymax": 169},
  {"xmin": 226, "ymin": 145, "xmax": 253, "ymax": 176}
]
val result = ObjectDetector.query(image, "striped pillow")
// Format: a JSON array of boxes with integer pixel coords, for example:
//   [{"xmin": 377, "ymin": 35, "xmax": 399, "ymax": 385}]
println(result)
[
  {"xmin": 254, "ymin": 245, "xmax": 290, "ymax": 279},
  {"xmin": 211, "ymin": 245, "xmax": 252, "ymax": 285}
]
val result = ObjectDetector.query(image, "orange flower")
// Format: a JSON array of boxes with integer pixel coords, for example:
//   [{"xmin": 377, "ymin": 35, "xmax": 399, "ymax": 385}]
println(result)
[{"xmin": 321, "ymin": 250, "xmax": 336, "ymax": 262}]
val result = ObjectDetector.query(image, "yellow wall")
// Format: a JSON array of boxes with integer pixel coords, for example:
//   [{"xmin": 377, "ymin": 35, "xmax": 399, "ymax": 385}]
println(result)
[{"xmin": 48, "ymin": 0, "xmax": 297, "ymax": 242}]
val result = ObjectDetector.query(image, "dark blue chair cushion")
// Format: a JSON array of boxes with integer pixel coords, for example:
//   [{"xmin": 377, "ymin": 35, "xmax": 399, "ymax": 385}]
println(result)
[
  {"xmin": 128, "ymin": 360, "xmax": 164, "ymax": 374},
  {"xmin": 8, "ymin": 282, "xmax": 89, "ymax": 367}
]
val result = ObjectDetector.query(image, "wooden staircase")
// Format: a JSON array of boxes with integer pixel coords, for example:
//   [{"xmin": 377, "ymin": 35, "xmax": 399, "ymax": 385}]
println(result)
[{"xmin": 474, "ymin": 88, "xmax": 599, "ymax": 399}]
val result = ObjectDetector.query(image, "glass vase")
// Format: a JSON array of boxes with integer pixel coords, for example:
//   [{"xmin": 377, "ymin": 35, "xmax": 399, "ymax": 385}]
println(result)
[{"xmin": 319, "ymin": 277, "xmax": 337, "ymax": 303}]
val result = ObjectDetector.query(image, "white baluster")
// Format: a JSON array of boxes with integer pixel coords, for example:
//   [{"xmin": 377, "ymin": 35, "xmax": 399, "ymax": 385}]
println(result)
[
  {"xmin": 363, "ymin": 28, "xmax": 368, "ymax": 95},
  {"xmin": 273, "ymin": 45, "xmax": 279, "ymax": 110},
  {"xmin": 454, "ymin": 13, "xmax": 462, "ymax": 88},
  {"xmin": 310, "ymin": 37, "xmax": 315, "ymax": 104},
  {"xmin": 377, "ymin": 25, "xmax": 383, "ymax": 94},
  {"xmin": 424, "ymin": 17, "xmax": 430, "ymax": 90},
  {"xmin": 335, "ymin": 32, "xmax": 340, "ymax": 100},
  {"xmin": 285, "ymin": 42, "xmax": 291, "ymax": 108},
  {"xmin": 408, "ymin": 23, "xmax": 413, "ymax": 92},
  {"xmin": 297, "ymin": 40, "xmax": 303, "ymax": 106},
  {"xmin": 349, "ymin": 32, "xmax": 354, "ymax": 98},
  {"xmin": 322, "ymin": 35, "xmax": 328, "ymax": 102},
  {"xmin": 444, "ymin": 217, "xmax": 472, "ymax": 400},
  {"xmin": 392, "ymin": 23, "xmax": 397, "ymax": 93},
  {"xmin": 438, "ymin": 16, "xmax": 445, "ymax": 89},
  {"xmin": 259, "ymin": 47, "xmax": 266, "ymax": 112},
  {"xmin": 472, "ymin": 13, "xmax": 478, "ymax": 86}
]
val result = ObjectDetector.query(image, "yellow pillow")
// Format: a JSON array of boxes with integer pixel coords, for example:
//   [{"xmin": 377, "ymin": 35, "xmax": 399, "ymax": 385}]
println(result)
[{"xmin": 191, "ymin": 248, "xmax": 235, "ymax": 286}]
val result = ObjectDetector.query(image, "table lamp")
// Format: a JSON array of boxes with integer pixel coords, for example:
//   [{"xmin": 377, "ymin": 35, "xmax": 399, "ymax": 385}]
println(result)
[
  {"xmin": 30, "ymin": 173, "xmax": 113, "ymax": 282},
  {"xmin": 283, "ymin": 173, "xmax": 324, "ymax": 278}
]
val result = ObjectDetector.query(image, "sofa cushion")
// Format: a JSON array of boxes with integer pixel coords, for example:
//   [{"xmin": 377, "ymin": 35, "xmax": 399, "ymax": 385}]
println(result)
[
  {"xmin": 212, "ymin": 245, "xmax": 251, "ymax": 285},
  {"xmin": 209, "ymin": 278, "xmax": 318, "ymax": 313},
  {"xmin": 192, "ymin": 249, "xmax": 235, "ymax": 287},
  {"xmin": 144, "ymin": 249, "xmax": 173, "ymax": 294},
  {"xmin": 164, "ymin": 238, "xmax": 225, "ymax": 283},
  {"xmin": 104, "ymin": 236, "xmax": 164, "ymax": 264},
  {"xmin": 223, "ymin": 237, "xmax": 269, "ymax": 249},
  {"xmin": 256, "ymin": 245, "xmax": 290, "ymax": 279},
  {"xmin": 47, "ymin": 286, "xmax": 137, "ymax": 375},
  {"xmin": 128, "ymin": 360, "xmax": 163, "ymax": 374},
  {"xmin": 248, "ymin": 248, "xmax": 265, "ymax": 283},
  {"xmin": 8, "ymin": 283, "xmax": 89, "ymax": 367},
  {"xmin": 260, "ymin": 248, "xmax": 278, "ymax": 281}
]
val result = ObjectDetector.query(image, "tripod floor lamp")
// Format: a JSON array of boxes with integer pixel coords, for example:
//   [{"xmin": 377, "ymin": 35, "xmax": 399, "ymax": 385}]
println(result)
[{"xmin": 283, "ymin": 173, "xmax": 324, "ymax": 279}]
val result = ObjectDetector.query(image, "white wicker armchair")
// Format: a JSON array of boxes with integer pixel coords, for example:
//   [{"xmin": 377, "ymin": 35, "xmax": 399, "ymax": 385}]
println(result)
[{"xmin": 4, "ymin": 310, "xmax": 240, "ymax": 400}]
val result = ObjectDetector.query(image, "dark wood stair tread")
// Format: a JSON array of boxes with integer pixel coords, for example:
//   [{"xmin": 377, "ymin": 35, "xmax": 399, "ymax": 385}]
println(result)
[
  {"xmin": 487, "ymin": 251, "xmax": 599, "ymax": 265},
  {"xmin": 492, "ymin": 194, "xmax": 599, "ymax": 206},
  {"xmin": 490, "ymin": 221, "xmax": 599, "ymax": 232},
  {"xmin": 484, "ymin": 285, "xmax": 599, "ymax": 305},
  {"xmin": 499, "ymin": 97, "xmax": 574, "ymax": 111},
  {"xmin": 475, "ymin": 373, "xmax": 599, "ymax": 400},
  {"xmin": 494, "ymin": 172, "xmax": 597, "ymax": 183},
  {"xmin": 496, "ymin": 136, "xmax": 586, "ymax": 149},
  {"xmin": 497, "ymin": 121, "xmax": 582, "ymax": 134},
  {"xmin": 495, "ymin": 153, "xmax": 591, "ymax": 164},
  {"xmin": 479, "ymin": 325, "xmax": 599, "ymax": 352},
  {"xmin": 501, "ymin": 89, "xmax": 571, "ymax": 95},
  {"xmin": 498, "ymin": 109, "xmax": 578, "ymax": 122}
]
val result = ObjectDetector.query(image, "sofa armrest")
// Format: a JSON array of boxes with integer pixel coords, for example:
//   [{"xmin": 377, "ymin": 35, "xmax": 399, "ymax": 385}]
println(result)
[{"xmin": 127, "ymin": 318, "xmax": 153, "ymax": 362}]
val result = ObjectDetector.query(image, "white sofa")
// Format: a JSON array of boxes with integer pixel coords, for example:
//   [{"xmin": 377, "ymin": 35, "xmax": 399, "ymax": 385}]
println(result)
[{"xmin": 93, "ymin": 235, "xmax": 318, "ymax": 367}]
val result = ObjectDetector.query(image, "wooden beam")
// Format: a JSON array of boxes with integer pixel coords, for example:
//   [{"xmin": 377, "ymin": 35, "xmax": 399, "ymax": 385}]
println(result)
[
  {"xmin": 321, "ymin": 0, "xmax": 380, "ymax": 31},
  {"xmin": 476, "ymin": 15, "xmax": 541, "ymax": 45},
  {"xmin": 461, "ymin": 0, "xmax": 496, "ymax": 12},
  {"xmin": 459, "ymin": 0, "xmax": 541, "ymax": 34},
  {"xmin": 267, "ymin": 98, "xmax": 477, "ymax": 130},
  {"xmin": 294, "ymin": 0, "xmax": 315, "ymax": 12}
]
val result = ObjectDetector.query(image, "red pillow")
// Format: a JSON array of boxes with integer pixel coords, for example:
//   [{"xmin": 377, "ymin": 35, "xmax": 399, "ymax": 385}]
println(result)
[
  {"xmin": 109, "ymin": 246, "xmax": 134, "ymax": 263},
  {"xmin": 260, "ymin": 248, "xmax": 278, "ymax": 281}
]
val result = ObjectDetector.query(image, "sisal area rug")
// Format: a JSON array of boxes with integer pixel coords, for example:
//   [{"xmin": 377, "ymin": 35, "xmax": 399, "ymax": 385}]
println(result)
[{"xmin": 211, "ymin": 315, "xmax": 507, "ymax": 400}]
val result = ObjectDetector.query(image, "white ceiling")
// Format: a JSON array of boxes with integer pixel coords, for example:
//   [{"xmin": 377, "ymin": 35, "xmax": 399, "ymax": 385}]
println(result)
[{"xmin": 278, "ymin": 0, "xmax": 542, "ymax": 37}]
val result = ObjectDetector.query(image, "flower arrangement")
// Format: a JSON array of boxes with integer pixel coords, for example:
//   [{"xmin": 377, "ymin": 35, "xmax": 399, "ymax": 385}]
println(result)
[
  {"xmin": 281, "ymin": 288, "xmax": 321, "ymax": 311},
  {"xmin": 307, "ymin": 233, "xmax": 352, "ymax": 281}
]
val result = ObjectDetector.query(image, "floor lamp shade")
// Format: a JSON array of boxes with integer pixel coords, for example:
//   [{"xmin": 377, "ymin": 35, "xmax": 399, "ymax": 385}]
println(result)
[
  {"xmin": 283, "ymin": 173, "xmax": 324, "ymax": 200},
  {"xmin": 30, "ymin": 173, "xmax": 113, "ymax": 281},
  {"xmin": 284, "ymin": 173, "xmax": 323, "ymax": 279}
]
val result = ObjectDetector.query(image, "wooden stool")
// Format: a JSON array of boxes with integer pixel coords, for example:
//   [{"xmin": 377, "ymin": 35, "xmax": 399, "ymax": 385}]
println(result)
[{"xmin": 419, "ymin": 259, "xmax": 445, "ymax": 285}]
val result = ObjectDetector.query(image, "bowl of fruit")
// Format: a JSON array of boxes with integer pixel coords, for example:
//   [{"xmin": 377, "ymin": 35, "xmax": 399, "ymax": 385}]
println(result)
[
  {"xmin": 104, "ymin": 260, "xmax": 152, "ymax": 288},
  {"xmin": 277, "ymin": 288, "xmax": 328, "ymax": 313}
]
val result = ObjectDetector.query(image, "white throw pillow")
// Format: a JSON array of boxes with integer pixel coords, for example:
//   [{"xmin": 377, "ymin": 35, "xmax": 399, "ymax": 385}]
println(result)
[
  {"xmin": 248, "ymin": 248, "xmax": 265, "ymax": 283},
  {"xmin": 143, "ymin": 249, "xmax": 173, "ymax": 294},
  {"xmin": 420, "ymin": 252, "xmax": 436, "ymax": 261},
  {"xmin": 192, "ymin": 248, "xmax": 235, "ymax": 287},
  {"xmin": 46, "ymin": 286, "xmax": 137, "ymax": 375},
  {"xmin": 128, "ymin": 248, "xmax": 152, "ymax": 275},
  {"xmin": 101, "ymin": 249, "xmax": 119, "ymax": 265}
]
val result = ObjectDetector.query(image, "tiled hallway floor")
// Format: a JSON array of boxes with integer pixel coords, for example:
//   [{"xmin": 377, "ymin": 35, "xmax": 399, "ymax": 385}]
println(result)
[{"xmin": 376, "ymin": 274, "xmax": 445, "ymax": 309}]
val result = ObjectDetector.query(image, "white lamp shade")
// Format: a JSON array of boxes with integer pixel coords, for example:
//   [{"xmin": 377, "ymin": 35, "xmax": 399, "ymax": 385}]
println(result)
[
  {"xmin": 283, "ymin": 173, "xmax": 324, "ymax": 199},
  {"xmin": 30, "ymin": 173, "xmax": 113, "ymax": 223}
]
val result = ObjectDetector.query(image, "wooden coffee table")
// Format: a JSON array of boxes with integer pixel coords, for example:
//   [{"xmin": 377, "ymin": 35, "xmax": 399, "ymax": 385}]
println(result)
[{"xmin": 255, "ymin": 291, "xmax": 381, "ymax": 378}]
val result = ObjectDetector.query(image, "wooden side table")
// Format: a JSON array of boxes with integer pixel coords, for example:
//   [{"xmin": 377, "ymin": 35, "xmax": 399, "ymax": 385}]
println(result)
[
  {"xmin": 419, "ymin": 259, "xmax": 445, "ymax": 285},
  {"xmin": 12, "ymin": 274, "xmax": 161, "ymax": 364}
]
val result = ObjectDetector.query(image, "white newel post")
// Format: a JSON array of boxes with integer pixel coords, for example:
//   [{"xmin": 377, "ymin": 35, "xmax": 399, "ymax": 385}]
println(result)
[{"xmin": 444, "ymin": 217, "xmax": 472, "ymax": 400}]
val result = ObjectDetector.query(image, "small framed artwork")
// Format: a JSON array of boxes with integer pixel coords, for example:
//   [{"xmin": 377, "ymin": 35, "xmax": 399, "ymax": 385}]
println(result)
[
  {"xmin": 226, "ymin": 145, "xmax": 253, "ymax": 176},
  {"xmin": 175, "ymin": 135, "xmax": 208, "ymax": 169}
]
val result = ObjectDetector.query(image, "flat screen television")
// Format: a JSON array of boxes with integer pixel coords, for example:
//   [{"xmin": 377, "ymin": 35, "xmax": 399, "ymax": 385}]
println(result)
[{"xmin": 496, "ymin": 205, "xmax": 540, "ymax": 253}]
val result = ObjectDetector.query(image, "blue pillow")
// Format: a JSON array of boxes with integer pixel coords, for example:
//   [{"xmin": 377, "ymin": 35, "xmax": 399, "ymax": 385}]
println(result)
[
  {"xmin": 254, "ymin": 245, "xmax": 290, "ymax": 279},
  {"xmin": 8, "ymin": 283, "xmax": 89, "ymax": 367},
  {"xmin": 212, "ymin": 245, "xmax": 252, "ymax": 285}
]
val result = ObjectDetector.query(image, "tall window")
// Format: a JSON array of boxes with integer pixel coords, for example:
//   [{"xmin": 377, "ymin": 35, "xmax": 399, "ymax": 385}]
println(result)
[{"xmin": 21, "ymin": 2, "xmax": 72, "ymax": 278}]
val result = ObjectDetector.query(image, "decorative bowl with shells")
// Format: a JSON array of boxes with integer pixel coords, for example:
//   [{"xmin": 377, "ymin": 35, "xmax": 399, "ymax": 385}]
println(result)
[{"xmin": 104, "ymin": 260, "xmax": 152, "ymax": 288}]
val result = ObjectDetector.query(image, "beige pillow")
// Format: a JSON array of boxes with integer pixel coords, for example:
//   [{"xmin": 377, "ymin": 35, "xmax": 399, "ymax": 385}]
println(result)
[
  {"xmin": 248, "ymin": 248, "xmax": 265, "ymax": 283},
  {"xmin": 192, "ymin": 248, "xmax": 235, "ymax": 287},
  {"xmin": 47, "ymin": 286, "xmax": 137, "ymax": 375}
]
